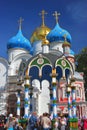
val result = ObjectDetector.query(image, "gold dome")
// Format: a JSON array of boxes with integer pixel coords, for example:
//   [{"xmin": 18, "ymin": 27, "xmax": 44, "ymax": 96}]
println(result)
[{"xmin": 30, "ymin": 25, "xmax": 51, "ymax": 43}]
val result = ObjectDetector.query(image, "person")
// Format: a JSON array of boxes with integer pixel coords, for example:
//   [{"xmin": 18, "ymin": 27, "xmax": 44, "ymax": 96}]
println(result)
[
  {"xmin": 54, "ymin": 117, "xmax": 59, "ymax": 130},
  {"xmin": 0, "ymin": 117, "xmax": 4, "ymax": 130},
  {"xmin": 29, "ymin": 112, "xmax": 38, "ymax": 130},
  {"xmin": 78, "ymin": 119, "xmax": 83, "ymax": 130},
  {"xmin": 80, "ymin": 118, "xmax": 84, "ymax": 130},
  {"xmin": 37, "ymin": 115, "xmax": 43, "ymax": 130},
  {"xmin": 83, "ymin": 118, "xmax": 87, "ymax": 130},
  {"xmin": 60, "ymin": 116, "xmax": 66, "ymax": 130},
  {"xmin": 41, "ymin": 113, "xmax": 51, "ymax": 130},
  {"xmin": 6, "ymin": 114, "xmax": 15, "ymax": 130},
  {"xmin": 14, "ymin": 120, "xmax": 24, "ymax": 130}
]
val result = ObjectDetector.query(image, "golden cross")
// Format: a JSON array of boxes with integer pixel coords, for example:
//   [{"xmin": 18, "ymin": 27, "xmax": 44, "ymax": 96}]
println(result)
[
  {"xmin": 39, "ymin": 10, "xmax": 47, "ymax": 26},
  {"xmin": 53, "ymin": 11, "xmax": 60, "ymax": 23},
  {"xmin": 18, "ymin": 17, "xmax": 24, "ymax": 30}
]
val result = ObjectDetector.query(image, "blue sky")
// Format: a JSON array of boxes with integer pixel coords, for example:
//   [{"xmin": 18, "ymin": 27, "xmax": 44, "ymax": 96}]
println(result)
[{"xmin": 0, "ymin": 0, "xmax": 87, "ymax": 59}]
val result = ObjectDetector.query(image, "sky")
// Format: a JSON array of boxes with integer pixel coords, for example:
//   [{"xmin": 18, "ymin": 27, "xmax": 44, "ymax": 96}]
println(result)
[{"xmin": 0, "ymin": 0, "xmax": 87, "ymax": 59}]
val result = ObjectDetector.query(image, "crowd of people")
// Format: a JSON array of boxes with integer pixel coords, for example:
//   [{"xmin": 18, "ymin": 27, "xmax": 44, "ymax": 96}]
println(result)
[
  {"xmin": 0, "ymin": 113, "xmax": 23, "ymax": 130},
  {"xmin": 27, "ymin": 112, "xmax": 68, "ymax": 130},
  {"xmin": 0, "ymin": 112, "xmax": 87, "ymax": 130}
]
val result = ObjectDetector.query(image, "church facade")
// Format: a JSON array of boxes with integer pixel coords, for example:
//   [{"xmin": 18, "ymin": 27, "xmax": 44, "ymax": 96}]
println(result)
[{"xmin": 0, "ymin": 10, "xmax": 86, "ymax": 118}]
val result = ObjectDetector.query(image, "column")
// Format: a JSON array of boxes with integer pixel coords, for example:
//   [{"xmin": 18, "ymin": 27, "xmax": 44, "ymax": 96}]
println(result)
[
  {"xmin": 72, "ymin": 86, "xmax": 76, "ymax": 118},
  {"xmin": 29, "ymin": 87, "xmax": 33, "ymax": 113},
  {"xmin": 51, "ymin": 68, "xmax": 58, "ymax": 118},
  {"xmin": 24, "ymin": 75, "xmax": 30, "ymax": 118},
  {"xmin": 49, "ymin": 86, "xmax": 53, "ymax": 114},
  {"xmin": 17, "ymin": 90, "xmax": 21, "ymax": 116},
  {"xmin": 66, "ymin": 86, "xmax": 72, "ymax": 118},
  {"xmin": 50, "ymin": 68, "xmax": 58, "ymax": 130},
  {"xmin": 70, "ymin": 77, "xmax": 78, "ymax": 130},
  {"xmin": 70, "ymin": 77, "xmax": 77, "ymax": 118},
  {"xmin": 16, "ymin": 80, "xmax": 22, "ymax": 117}
]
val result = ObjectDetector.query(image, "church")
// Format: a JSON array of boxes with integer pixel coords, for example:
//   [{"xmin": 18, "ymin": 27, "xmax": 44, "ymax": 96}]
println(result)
[{"xmin": 0, "ymin": 10, "xmax": 86, "ymax": 119}]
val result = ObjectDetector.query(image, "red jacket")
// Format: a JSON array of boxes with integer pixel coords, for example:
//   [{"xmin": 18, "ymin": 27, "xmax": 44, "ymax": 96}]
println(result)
[{"xmin": 84, "ymin": 119, "xmax": 87, "ymax": 129}]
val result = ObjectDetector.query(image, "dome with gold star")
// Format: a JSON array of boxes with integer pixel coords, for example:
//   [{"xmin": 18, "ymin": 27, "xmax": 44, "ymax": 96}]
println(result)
[
  {"xmin": 47, "ymin": 23, "xmax": 72, "ymax": 43},
  {"xmin": 30, "ymin": 10, "xmax": 51, "ymax": 43}
]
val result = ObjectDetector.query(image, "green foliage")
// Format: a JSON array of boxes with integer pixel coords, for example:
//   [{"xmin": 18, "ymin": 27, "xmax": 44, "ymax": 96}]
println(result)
[{"xmin": 75, "ymin": 47, "xmax": 87, "ymax": 99}]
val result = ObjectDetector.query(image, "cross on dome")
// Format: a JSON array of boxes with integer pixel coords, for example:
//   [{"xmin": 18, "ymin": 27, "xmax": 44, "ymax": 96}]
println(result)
[
  {"xmin": 18, "ymin": 17, "xmax": 24, "ymax": 30},
  {"xmin": 53, "ymin": 11, "xmax": 60, "ymax": 24},
  {"xmin": 39, "ymin": 10, "xmax": 48, "ymax": 26}
]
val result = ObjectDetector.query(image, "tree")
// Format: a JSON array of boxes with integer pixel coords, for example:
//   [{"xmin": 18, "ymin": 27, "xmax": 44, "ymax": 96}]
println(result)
[{"xmin": 75, "ymin": 47, "xmax": 87, "ymax": 100}]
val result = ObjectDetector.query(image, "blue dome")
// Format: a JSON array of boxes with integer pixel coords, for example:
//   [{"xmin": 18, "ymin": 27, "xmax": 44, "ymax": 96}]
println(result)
[
  {"xmin": 30, "ymin": 47, "xmax": 34, "ymax": 55},
  {"xmin": 47, "ymin": 23, "xmax": 72, "ymax": 43},
  {"xmin": 70, "ymin": 49, "xmax": 75, "ymax": 55},
  {"xmin": 7, "ymin": 29, "xmax": 32, "ymax": 51}
]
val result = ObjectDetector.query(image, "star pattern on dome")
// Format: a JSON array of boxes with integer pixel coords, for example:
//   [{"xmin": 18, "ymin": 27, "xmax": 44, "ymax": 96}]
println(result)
[{"xmin": 47, "ymin": 23, "xmax": 72, "ymax": 43}]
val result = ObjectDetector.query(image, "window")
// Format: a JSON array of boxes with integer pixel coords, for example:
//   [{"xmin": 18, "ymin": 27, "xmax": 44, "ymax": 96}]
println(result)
[{"xmin": 76, "ymin": 89, "xmax": 80, "ymax": 97}]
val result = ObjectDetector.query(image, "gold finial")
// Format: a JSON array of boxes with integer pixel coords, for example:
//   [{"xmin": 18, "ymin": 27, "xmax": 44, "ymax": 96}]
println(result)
[
  {"xmin": 63, "ymin": 34, "xmax": 67, "ymax": 41},
  {"xmin": 53, "ymin": 11, "xmax": 60, "ymax": 24},
  {"xmin": 39, "ymin": 10, "xmax": 47, "ymax": 26},
  {"xmin": 52, "ymin": 68, "xmax": 56, "ymax": 74},
  {"xmin": 18, "ymin": 17, "xmax": 24, "ymax": 30},
  {"xmin": 62, "ymin": 34, "xmax": 70, "ymax": 47},
  {"xmin": 42, "ymin": 37, "xmax": 49, "ymax": 45}
]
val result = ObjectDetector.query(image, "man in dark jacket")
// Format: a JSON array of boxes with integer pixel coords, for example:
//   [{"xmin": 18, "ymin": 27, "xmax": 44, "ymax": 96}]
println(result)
[{"xmin": 29, "ymin": 112, "xmax": 38, "ymax": 130}]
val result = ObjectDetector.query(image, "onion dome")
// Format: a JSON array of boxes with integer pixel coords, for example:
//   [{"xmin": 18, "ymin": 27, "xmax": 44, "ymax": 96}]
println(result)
[
  {"xmin": 70, "ymin": 49, "xmax": 75, "ymax": 55},
  {"xmin": 30, "ymin": 25, "xmax": 50, "ymax": 43},
  {"xmin": 30, "ymin": 10, "xmax": 51, "ymax": 43},
  {"xmin": 62, "ymin": 35, "xmax": 71, "ymax": 47},
  {"xmin": 47, "ymin": 11, "xmax": 72, "ymax": 43},
  {"xmin": 7, "ymin": 18, "xmax": 31, "ymax": 51}
]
